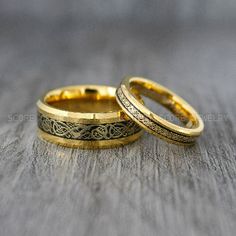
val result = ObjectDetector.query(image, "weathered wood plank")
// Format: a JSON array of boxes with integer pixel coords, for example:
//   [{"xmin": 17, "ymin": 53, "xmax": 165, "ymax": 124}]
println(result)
[{"xmin": 0, "ymin": 21, "xmax": 235, "ymax": 236}]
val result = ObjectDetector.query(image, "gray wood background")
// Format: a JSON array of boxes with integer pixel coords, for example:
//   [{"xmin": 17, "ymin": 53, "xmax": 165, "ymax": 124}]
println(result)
[{"xmin": 0, "ymin": 2, "xmax": 236, "ymax": 235}]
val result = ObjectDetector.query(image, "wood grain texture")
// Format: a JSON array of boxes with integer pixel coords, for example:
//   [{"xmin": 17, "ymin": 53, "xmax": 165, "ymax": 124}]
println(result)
[{"xmin": 0, "ymin": 20, "xmax": 236, "ymax": 236}]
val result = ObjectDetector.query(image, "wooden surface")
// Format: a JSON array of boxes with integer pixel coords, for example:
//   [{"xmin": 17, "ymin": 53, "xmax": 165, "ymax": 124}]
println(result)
[{"xmin": 0, "ymin": 20, "xmax": 236, "ymax": 236}]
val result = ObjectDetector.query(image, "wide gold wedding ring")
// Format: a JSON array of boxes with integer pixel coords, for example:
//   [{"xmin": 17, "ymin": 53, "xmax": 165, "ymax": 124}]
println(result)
[
  {"xmin": 116, "ymin": 77, "xmax": 204, "ymax": 145},
  {"xmin": 37, "ymin": 85, "xmax": 142, "ymax": 149}
]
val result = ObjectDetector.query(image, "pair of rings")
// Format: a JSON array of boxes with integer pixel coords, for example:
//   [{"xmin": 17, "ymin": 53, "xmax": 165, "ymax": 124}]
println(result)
[{"xmin": 37, "ymin": 77, "xmax": 204, "ymax": 149}]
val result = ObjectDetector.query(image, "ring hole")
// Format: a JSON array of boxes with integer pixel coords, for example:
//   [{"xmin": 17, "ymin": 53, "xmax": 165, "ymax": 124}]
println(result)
[
  {"xmin": 130, "ymin": 80, "xmax": 198, "ymax": 128},
  {"xmin": 142, "ymin": 96, "xmax": 184, "ymax": 126},
  {"xmin": 44, "ymin": 87, "xmax": 121, "ymax": 113}
]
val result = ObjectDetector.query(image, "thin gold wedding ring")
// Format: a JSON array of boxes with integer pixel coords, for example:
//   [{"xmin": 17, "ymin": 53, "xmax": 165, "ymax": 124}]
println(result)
[
  {"xmin": 116, "ymin": 77, "xmax": 204, "ymax": 145},
  {"xmin": 37, "ymin": 85, "xmax": 142, "ymax": 149}
]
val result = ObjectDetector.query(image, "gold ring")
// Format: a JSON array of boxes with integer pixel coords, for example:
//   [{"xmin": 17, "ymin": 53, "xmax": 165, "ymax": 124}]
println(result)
[
  {"xmin": 37, "ymin": 85, "xmax": 143, "ymax": 149},
  {"xmin": 116, "ymin": 77, "xmax": 204, "ymax": 145}
]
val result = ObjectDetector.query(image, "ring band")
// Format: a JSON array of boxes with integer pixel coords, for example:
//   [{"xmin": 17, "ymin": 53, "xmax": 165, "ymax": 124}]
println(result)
[
  {"xmin": 116, "ymin": 77, "xmax": 204, "ymax": 145},
  {"xmin": 37, "ymin": 85, "xmax": 142, "ymax": 149}
]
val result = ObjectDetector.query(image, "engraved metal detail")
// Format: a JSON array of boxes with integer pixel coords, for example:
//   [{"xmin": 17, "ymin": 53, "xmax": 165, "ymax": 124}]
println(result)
[
  {"xmin": 116, "ymin": 88, "xmax": 196, "ymax": 143},
  {"xmin": 38, "ymin": 112, "xmax": 141, "ymax": 141}
]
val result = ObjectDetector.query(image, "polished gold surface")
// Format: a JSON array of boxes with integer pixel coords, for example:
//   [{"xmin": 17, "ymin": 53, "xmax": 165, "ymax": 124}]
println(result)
[
  {"xmin": 49, "ymin": 98, "xmax": 120, "ymax": 113},
  {"xmin": 37, "ymin": 85, "xmax": 142, "ymax": 149},
  {"xmin": 116, "ymin": 77, "xmax": 204, "ymax": 145}
]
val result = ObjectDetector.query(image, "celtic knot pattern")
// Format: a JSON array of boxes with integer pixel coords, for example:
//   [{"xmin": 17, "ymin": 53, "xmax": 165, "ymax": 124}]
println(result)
[
  {"xmin": 116, "ymin": 88, "xmax": 196, "ymax": 144},
  {"xmin": 37, "ymin": 112, "xmax": 141, "ymax": 141}
]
